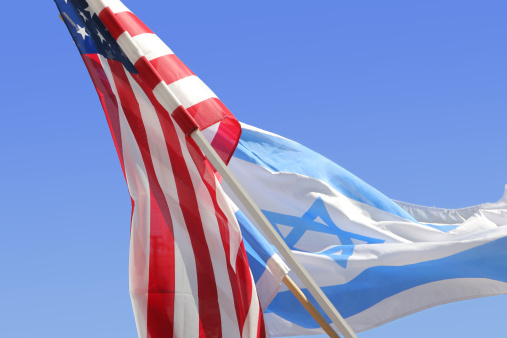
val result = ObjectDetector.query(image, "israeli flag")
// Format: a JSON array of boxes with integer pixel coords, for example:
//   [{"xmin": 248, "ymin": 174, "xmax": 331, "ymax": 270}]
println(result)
[{"xmin": 226, "ymin": 123, "xmax": 507, "ymax": 336}]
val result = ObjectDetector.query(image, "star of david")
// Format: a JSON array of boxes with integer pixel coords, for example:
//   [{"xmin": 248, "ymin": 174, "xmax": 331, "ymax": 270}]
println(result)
[{"xmin": 263, "ymin": 197, "xmax": 384, "ymax": 268}]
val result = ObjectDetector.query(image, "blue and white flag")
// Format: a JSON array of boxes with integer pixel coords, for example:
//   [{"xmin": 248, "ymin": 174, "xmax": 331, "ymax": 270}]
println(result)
[{"xmin": 226, "ymin": 123, "xmax": 507, "ymax": 336}]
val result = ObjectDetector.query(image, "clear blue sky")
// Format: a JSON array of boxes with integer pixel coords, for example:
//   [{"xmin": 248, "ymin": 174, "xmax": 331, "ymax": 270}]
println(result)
[{"xmin": 1, "ymin": 0, "xmax": 505, "ymax": 337}]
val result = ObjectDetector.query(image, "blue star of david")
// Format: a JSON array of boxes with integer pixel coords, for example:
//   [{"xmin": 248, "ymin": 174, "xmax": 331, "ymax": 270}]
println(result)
[{"xmin": 263, "ymin": 197, "xmax": 384, "ymax": 268}]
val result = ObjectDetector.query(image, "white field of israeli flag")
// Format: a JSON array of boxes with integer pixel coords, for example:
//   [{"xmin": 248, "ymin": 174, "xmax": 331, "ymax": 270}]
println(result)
[{"xmin": 225, "ymin": 123, "xmax": 507, "ymax": 336}]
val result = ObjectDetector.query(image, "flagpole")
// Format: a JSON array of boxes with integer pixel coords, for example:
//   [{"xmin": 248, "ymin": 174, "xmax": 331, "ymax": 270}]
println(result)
[
  {"xmin": 283, "ymin": 276, "xmax": 340, "ymax": 338},
  {"xmin": 191, "ymin": 129, "xmax": 358, "ymax": 338}
]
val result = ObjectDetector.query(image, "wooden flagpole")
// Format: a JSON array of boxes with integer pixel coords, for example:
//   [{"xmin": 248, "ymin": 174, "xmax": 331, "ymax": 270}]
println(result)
[
  {"xmin": 283, "ymin": 276, "xmax": 340, "ymax": 338},
  {"xmin": 191, "ymin": 129, "xmax": 358, "ymax": 338}
]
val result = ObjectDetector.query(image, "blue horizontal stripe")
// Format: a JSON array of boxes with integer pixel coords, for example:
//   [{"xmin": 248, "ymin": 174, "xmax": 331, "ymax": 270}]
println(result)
[{"xmin": 266, "ymin": 235, "xmax": 507, "ymax": 327}]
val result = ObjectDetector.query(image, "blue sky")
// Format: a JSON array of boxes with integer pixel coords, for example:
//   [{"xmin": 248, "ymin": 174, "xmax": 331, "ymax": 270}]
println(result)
[{"xmin": 1, "ymin": 0, "xmax": 505, "ymax": 337}]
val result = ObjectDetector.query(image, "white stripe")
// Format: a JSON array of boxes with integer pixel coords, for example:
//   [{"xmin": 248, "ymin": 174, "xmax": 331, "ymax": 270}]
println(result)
[
  {"xmin": 176, "ymin": 125, "xmax": 242, "ymax": 337},
  {"xmin": 87, "ymin": 0, "xmax": 108, "ymax": 16},
  {"xmin": 88, "ymin": 0, "xmax": 131, "ymax": 16},
  {"xmin": 256, "ymin": 255, "xmax": 289, "ymax": 310},
  {"xmin": 132, "ymin": 33, "xmax": 174, "ymax": 61},
  {"xmin": 201, "ymin": 121, "xmax": 220, "ymax": 145},
  {"xmin": 242, "ymin": 276, "xmax": 262, "ymax": 338},
  {"xmin": 167, "ymin": 75, "xmax": 217, "ymax": 108},
  {"xmin": 93, "ymin": 0, "xmax": 131, "ymax": 14},
  {"xmin": 215, "ymin": 184, "xmax": 242, "ymax": 270},
  {"xmin": 98, "ymin": 55, "xmax": 150, "ymax": 338},
  {"xmin": 117, "ymin": 31, "xmax": 144, "ymax": 65},
  {"xmin": 118, "ymin": 32, "xmax": 175, "ymax": 65},
  {"xmin": 153, "ymin": 82, "xmax": 181, "ymax": 116},
  {"xmin": 125, "ymin": 71, "xmax": 200, "ymax": 338},
  {"xmin": 124, "ymin": 114, "xmax": 150, "ymax": 338}
]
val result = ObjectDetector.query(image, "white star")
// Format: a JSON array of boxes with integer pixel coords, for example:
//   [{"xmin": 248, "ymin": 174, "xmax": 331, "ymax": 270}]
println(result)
[
  {"xmin": 84, "ymin": 5, "xmax": 97, "ymax": 18},
  {"xmin": 79, "ymin": 11, "xmax": 88, "ymax": 22},
  {"xmin": 76, "ymin": 25, "xmax": 89, "ymax": 40},
  {"xmin": 96, "ymin": 30, "xmax": 106, "ymax": 43},
  {"xmin": 105, "ymin": 49, "xmax": 115, "ymax": 59}
]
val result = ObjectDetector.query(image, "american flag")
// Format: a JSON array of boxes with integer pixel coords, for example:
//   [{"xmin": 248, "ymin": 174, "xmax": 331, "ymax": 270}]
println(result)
[{"xmin": 54, "ymin": 0, "xmax": 266, "ymax": 337}]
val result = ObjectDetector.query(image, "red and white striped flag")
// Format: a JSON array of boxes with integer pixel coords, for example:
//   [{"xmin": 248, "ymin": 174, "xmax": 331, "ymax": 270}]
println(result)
[{"xmin": 54, "ymin": 0, "xmax": 267, "ymax": 336}]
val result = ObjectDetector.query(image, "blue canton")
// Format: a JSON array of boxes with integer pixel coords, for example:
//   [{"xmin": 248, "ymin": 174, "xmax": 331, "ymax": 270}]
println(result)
[
  {"xmin": 263, "ymin": 197, "xmax": 384, "ymax": 268},
  {"xmin": 54, "ymin": 0, "xmax": 137, "ymax": 73}
]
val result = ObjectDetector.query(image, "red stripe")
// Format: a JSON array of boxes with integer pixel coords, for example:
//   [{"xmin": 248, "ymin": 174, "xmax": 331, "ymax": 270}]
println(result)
[
  {"xmin": 114, "ymin": 11, "xmax": 153, "ymax": 37},
  {"xmin": 257, "ymin": 307, "xmax": 267, "ymax": 338},
  {"xmin": 150, "ymin": 54, "xmax": 194, "ymax": 85},
  {"xmin": 171, "ymin": 106, "xmax": 199, "ymax": 136},
  {"xmin": 134, "ymin": 56, "xmax": 163, "ymax": 90},
  {"xmin": 210, "ymin": 117, "xmax": 241, "ymax": 165},
  {"xmin": 99, "ymin": 7, "xmax": 125, "ymax": 40},
  {"xmin": 82, "ymin": 54, "xmax": 126, "ymax": 178},
  {"xmin": 99, "ymin": 9, "xmax": 153, "ymax": 41},
  {"xmin": 108, "ymin": 60, "xmax": 176, "ymax": 338},
  {"xmin": 186, "ymin": 97, "xmax": 225, "ymax": 130},
  {"xmin": 234, "ymin": 242, "xmax": 256, "ymax": 334},
  {"xmin": 186, "ymin": 98, "xmax": 241, "ymax": 164},
  {"xmin": 131, "ymin": 73, "xmax": 224, "ymax": 337},
  {"xmin": 145, "ymin": 190, "xmax": 176, "ymax": 338}
]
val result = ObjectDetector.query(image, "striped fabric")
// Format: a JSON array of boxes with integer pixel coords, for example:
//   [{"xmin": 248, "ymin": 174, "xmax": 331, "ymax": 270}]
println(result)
[{"xmin": 54, "ymin": 1, "xmax": 266, "ymax": 337}]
